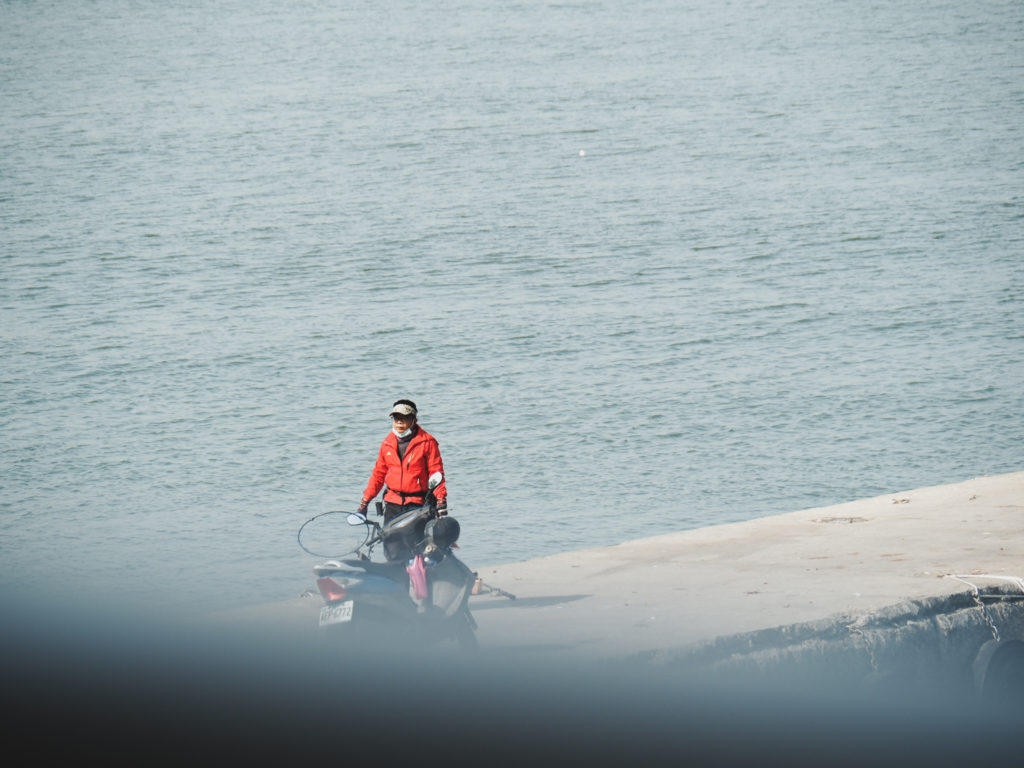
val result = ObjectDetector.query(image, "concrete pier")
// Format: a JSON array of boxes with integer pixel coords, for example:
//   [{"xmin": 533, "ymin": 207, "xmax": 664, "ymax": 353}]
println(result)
[
  {"xmin": 226, "ymin": 471, "xmax": 1024, "ymax": 698},
  {"xmin": 465, "ymin": 471, "xmax": 1024, "ymax": 695}
]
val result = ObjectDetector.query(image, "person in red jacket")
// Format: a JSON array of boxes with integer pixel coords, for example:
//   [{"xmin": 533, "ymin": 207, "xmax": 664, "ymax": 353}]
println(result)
[{"xmin": 358, "ymin": 399, "xmax": 448, "ymax": 525}]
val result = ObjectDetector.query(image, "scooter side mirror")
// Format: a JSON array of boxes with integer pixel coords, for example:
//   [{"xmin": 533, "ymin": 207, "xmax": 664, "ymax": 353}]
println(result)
[{"xmin": 428, "ymin": 472, "xmax": 443, "ymax": 490}]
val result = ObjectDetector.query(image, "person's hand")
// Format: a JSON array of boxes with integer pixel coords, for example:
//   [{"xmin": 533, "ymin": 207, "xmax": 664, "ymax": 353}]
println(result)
[
  {"xmin": 357, "ymin": 500, "xmax": 368, "ymax": 516},
  {"xmin": 436, "ymin": 499, "xmax": 448, "ymax": 516}
]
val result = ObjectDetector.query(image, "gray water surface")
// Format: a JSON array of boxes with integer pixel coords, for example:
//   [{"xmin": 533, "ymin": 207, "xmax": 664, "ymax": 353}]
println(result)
[{"xmin": 2, "ymin": 0, "xmax": 1022, "ymax": 613}]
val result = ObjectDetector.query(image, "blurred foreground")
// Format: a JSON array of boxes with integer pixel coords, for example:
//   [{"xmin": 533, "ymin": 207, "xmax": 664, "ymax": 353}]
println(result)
[{"xmin": 2, "ymin": 590, "xmax": 1019, "ymax": 767}]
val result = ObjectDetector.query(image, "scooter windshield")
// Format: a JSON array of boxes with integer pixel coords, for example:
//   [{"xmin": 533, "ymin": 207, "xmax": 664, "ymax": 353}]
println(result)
[{"xmin": 297, "ymin": 511, "xmax": 373, "ymax": 558}]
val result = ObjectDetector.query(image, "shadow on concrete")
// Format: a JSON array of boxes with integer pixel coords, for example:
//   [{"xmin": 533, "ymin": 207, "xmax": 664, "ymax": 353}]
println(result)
[{"xmin": 470, "ymin": 594, "xmax": 589, "ymax": 610}]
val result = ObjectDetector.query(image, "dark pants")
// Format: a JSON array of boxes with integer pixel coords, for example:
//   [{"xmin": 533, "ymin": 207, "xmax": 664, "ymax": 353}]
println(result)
[{"xmin": 382, "ymin": 501, "xmax": 430, "ymax": 562}]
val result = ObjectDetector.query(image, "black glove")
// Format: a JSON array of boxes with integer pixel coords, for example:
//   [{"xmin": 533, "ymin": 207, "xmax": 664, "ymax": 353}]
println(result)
[
  {"xmin": 357, "ymin": 500, "xmax": 368, "ymax": 516},
  {"xmin": 436, "ymin": 499, "xmax": 448, "ymax": 516}
]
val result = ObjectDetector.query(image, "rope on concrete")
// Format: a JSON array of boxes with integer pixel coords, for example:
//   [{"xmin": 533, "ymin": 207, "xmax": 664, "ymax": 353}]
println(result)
[
  {"xmin": 946, "ymin": 574, "xmax": 1024, "ymax": 593},
  {"xmin": 945, "ymin": 574, "xmax": 1024, "ymax": 643}
]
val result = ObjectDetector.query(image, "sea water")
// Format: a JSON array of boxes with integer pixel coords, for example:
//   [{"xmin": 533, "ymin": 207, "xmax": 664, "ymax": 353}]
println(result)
[{"xmin": 2, "ymin": 0, "xmax": 1022, "ymax": 613}]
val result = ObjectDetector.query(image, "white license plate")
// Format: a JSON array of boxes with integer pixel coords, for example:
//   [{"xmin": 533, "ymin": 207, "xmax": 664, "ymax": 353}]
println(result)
[{"xmin": 319, "ymin": 600, "xmax": 354, "ymax": 627}]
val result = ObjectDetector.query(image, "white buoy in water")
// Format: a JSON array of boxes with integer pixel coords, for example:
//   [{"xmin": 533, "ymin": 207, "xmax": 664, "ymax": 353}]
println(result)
[{"xmin": 579, "ymin": 149, "xmax": 586, "ymax": 157}]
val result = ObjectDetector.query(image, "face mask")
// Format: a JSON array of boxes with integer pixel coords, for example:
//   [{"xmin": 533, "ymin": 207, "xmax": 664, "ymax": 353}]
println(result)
[{"xmin": 393, "ymin": 426, "xmax": 413, "ymax": 438}]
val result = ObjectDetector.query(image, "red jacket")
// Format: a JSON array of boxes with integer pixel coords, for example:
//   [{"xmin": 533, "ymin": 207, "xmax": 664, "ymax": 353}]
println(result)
[{"xmin": 362, "ymin": 426, "xmax": 446, "ymax": 506}]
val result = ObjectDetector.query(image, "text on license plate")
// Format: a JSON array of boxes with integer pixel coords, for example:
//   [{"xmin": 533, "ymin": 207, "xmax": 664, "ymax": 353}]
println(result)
[{"xmin": 319, "ymin": 600, "xmax": 354, "ymax": 627}]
